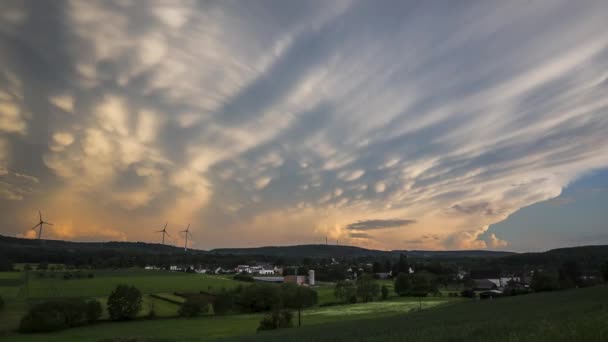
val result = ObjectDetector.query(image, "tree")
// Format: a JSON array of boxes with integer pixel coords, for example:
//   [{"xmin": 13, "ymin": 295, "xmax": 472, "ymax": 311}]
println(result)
[
  {"xmin": 238, "ymin": 283, "xmax": 281, "ymax": 313},
  {"xmin": 356, "ymin": 274, "xmax": 380, "ymax": 302},
  {"xmin": 280, "ymin": 283, "xmax": 317, "ymax": 327},
  {"xmin": 178, "ymin": 296, "xmax": 209, "ymax": 317},
  {"xmin": 85, "ymin": 300, "xmax": 102, "ymax": 324},
  {"xmin": 394, "ymin": 272, "xmax": 411, "ymax": 296},
  {"xmin": 531, "ymin": 270, "xmax": 559, "ymax": 292},
  {"xmin": 0, "ymin": 295, "xmax": 4, "ymax": 312},
  {"xmin": 410, "ymin": 271, "xmax": 436, "ymax": 297},
  {"xmin": 392, "ymin": 253, "xmax": 409, "ymax": 275},
  {"xmin": 381, "ymin": 285, "xmax": 389, "ymax": 300},
  {"xmin": 213, "ymin": 289, "xmax": 235, "ymax": 315},
  {"xmin": 334, "ymin": 280, "xmax": 357, "ymax": 303},
  {"xmin": 558, "ymin": 260, "xmax": 581, "ymax": 288},
  {"xmin": 602, "ymin": 261, "xmax": 608, "ymax": 283},
  {"xmin": 107, "ymin": 285, "xmax": 142, "ymax": 321},
  {"xmin": 257, "ymin": 309, "xmax": 293, "ymax": 331}
]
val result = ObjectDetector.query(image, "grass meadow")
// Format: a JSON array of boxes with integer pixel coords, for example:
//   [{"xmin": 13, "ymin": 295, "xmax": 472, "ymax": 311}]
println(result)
[{"xmin": 224, "ymin": 285, "xmax": 608, "ymax": 342}]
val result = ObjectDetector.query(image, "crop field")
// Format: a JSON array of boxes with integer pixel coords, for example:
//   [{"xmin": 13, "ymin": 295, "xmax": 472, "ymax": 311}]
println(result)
[{"xmin": 25, "ymin": 270, "xmax": 240, "ymax": 298}]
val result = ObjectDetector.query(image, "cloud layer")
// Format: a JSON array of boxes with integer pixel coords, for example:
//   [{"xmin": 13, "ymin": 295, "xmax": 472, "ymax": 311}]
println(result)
[{"xmin": 1, "ymin": 0, "xmax": 608, "ymax": 250}]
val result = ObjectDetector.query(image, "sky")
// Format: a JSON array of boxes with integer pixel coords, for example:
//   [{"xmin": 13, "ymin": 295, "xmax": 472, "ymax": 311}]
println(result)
[{"xmin": 0, "ymin": 1, "xmax": 607, "ymax": 251}]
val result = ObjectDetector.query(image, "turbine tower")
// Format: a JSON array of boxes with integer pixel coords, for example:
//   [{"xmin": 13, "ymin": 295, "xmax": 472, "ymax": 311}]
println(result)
[
  {"xmin": 180, "ymin": 224, "xmax": 192, "ymax": 252},
  {"xmin": 156, "ymin": 223, "xmax": 170, "ymax": 245},
  {"xmin": 30, "ymin": 210, "xmax": 53, "ymax": 240}
]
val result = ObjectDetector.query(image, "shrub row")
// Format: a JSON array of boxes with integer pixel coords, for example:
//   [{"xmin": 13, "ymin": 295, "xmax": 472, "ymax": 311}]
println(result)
[{"xmin": 19, "ymin": 299, "xmax": 102, "ymax": 333}]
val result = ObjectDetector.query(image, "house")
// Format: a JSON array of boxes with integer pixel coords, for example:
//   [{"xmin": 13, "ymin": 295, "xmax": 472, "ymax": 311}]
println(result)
[
  {"xmin": 144, "ymin": 265, "xmax": 159, "ymax": 270},
  {"xmin": 376, "ymin": 272, "xmax": 391, "ymax": 279},
  {"xmin": 169, "ymin": 265, "xmax": 182, "ymax": 271},
  {"xmin": 284, "ymin": 275, "xmax": 309, "ymax": 286},
  {"xmin": 215, "ymin": 267, "xmax": 227, "ymax": 274},
  {"xmin": 195, "ymin": 268, "xmax": 208, "ymax": 274},
  {"xmin": 258, "ymin": 268, "xmax": 274, "ymax": 275},
  {"xmin": 253, "ymin": 276, "xmax": 284, "ymax": 283},
  {"xmin": 473, "ymin": 279, "xmax": 498, "ymax": 291},
  {"xmin": 479, "ymin": 289, "xmax": 503, "ymax": 299},
  {"xmin": 235, "ymin": 265, "xmax": 252, "ymax": 274}
]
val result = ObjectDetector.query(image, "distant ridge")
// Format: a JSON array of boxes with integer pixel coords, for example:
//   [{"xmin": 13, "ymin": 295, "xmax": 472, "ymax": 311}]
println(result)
[
  {"xmin": 2, "ymin": 235, "xmax": 606, "ymax": 261},
  {"xmin": 209, "ymin": 244, "xmax": 515, "ymax": 258}
]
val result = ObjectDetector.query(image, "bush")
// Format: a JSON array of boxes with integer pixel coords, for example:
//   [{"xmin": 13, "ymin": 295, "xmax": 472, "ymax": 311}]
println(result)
[
  {"xmin": 18, "ymin": 298, "xmax": 100, "ymax": 333},
  {"xmin": 234, "ymin": 274, "xmax": 255, "ymax": 282},
  {"xmin": 356, "ymin": 274, "xmax": 380, "ymax": 302},
  {"xmin": 237, "ymin": 283, "xmax": 281, "ymax": 312},
  {"xmin": 85, "ymin": 300, "xmax": 102, "ymax": 323},
  {"xmin": 334, "ymin": 280, "xmax": 357, "ymax": 303},
  {"xmin": 257, "ymin": 309, "xmax": 293, "ymax": 331},
  {"xmin": 394, "ymin": 273, "xmax": 411, "ymax": 296},
  {"xmin": 107, "ymin": 284, "xmax": 142, "ymax": 321},
  {"xmin": 213, "ymin": 290, "xmax": 235, "ymax": 315},
  {"xmin": 381, "ymin": 285, "xmax": 389, "ymax": 300},
  {"xmin": 178, "ymin": 296, "xmax": 209, "ymax": 317}
]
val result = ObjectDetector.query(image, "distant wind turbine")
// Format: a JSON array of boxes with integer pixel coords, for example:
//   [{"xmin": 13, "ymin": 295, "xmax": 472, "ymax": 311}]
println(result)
[
  {"xmin": 30, "ymin": 210, "xmax": 53, "ymax": 240},
  {"xmin": 156, "ymin": 223, "xmax": 170, "ymax": 245},
  {"xmin": 180, "ymin": 224, "xmax": 192, "ymax": 252}
]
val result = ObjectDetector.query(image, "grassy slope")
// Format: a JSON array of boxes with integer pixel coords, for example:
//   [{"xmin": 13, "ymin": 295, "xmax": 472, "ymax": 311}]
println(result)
[
  {"xmin": 0, "ymin": 271, "xmax": 241, "ymax": 334},
  {"xmin": 26, "ymin": 271, "xmax": 239, "ymax": 298},
  {"xmin": 4, "ymin": 297, "xmax": 451, "ymax": 341},
  {"xmin": 225, "ymin": 286, "xmax": 608, "ymax": 342}
]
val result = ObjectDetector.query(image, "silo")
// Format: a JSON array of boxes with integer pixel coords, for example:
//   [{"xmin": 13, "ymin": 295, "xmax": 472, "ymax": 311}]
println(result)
[{"xmin": 308, "ymin": 270, "xmax": 315, "ymax": 286}]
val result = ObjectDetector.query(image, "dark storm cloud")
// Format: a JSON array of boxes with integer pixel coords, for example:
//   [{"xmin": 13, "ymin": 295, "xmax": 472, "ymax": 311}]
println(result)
[{"xmin": 346, "ymin": 219, "xmax": 416, "ymax": 231}]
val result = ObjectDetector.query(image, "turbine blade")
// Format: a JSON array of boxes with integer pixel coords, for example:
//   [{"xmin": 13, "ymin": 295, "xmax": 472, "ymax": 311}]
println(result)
[
  {"xmin": 31, "ymin": 223, "xmax": 40, "ymax": 230},
  {"xmin": 186, "ymin": 224, "xmax": 190, "ymax": 231},
  {"xmin": 39, "ymin": 210, "xmax": 42, "ymax": 222},
  {"xmin": 44, "ymin": 222, "xmax": 54, "ymax": 226}
]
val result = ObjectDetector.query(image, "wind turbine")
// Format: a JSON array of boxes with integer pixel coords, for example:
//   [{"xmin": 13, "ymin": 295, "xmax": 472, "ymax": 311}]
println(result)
[
  {"xmin": 180, "ymin": 224, "xmax": 192, "ymax": 252},
  {"xmin": 156, "ymin": 223, "xmax": 170, "ymax": 245},
  {"xmin": 30, "ymin": 210, "xmax": 53, "ymax": 240}
]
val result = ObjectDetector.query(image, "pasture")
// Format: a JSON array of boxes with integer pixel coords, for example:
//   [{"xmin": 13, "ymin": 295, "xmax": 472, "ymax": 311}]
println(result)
[
  {"xmin": 5, "ymin": 296, "xmax": 452, "ymax": 341},
  {"xmin": 224, "ymin": 285, "xmax": 608, "ymax": 342},
  {"xmin": 0, "ymin": 270, "xmax": 241, "ymax": 334},
  {"xmin": 26, "ymin": 270, "xmax": 240, "ymax": 298}
]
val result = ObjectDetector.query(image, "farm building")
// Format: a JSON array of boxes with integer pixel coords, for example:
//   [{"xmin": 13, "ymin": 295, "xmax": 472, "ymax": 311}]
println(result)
[{"xmin": 473, "ymin": 279, "xmax": 498, "ymax": 291}]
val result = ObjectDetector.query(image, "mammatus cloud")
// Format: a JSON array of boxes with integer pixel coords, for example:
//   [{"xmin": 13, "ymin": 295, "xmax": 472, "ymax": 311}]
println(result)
[
  {"xmin": 1, "ymin": 1, "xmax": 608, "ymax": 250},
  {"xmin": 346, "ymin": 219, "xmax": 416, "ymax": 231}
]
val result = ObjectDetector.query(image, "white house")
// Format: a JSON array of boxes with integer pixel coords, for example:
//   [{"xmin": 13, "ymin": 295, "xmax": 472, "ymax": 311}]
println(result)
[{"xmin": 259, "ymin": 268, "xmax": 274, "ymax": 275}]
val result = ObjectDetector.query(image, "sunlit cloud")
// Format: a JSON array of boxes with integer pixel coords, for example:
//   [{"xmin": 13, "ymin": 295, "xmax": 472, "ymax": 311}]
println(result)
[{"xmin": 0, "ymin": 1, "xmax": 607, "ymax": 250}]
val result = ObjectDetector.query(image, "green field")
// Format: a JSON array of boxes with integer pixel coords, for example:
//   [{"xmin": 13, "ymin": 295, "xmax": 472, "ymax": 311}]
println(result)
[
  {"xmin": 4, "ymin": 296, "xmax": 451, "ymax": 341},
  {"xmin": 26, "ymin": 270, "xmax": 240, "ymax": 298},
  {"xmin": 224, "ymin": 286, "xmax": 608, "ymax": 342},
  {"xmin": 0, "ymin": 270, "xmax": 242, "ymax": 334}
]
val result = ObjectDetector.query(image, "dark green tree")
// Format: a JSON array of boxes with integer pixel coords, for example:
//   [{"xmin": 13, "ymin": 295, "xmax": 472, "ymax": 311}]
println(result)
[
  {"xmin": 213, "ymin": 289, "xmax": 235, "ymax": 315},
  {"xmin": 85, "ymin": 300, "xmax": 102, "ymax": 324},
  {"xmin": 356, "ymin": 274, "xmax": 380, "ymax": 302},
  {"xmin": 558, "ymin": 260, "xmax": 581, "ymax": 288},
  {"xmin": 280, "ymin": 283, "xmax": 317, "ymax": 327},
  {"xmin": 178, "ymin": 296, "xmax": 209, "ymax": 317},
  {"xmin": 602, "ymin": 261, "xmax": 608, "ymax": 283},
  {"xmin": 334, "ymin": 280, "xmax": 357, "ymax": 303},
  {"xmin": 0, "ymin": 295, "xmax": 4, "ymax": 312},
  {"xmin": 410, "ymin": 271, "xmax": 436, "ymax": 297},
  {"xmin": 394, "ymin": 272, "xmax": 411, "ymax": 296},
  {"xmin": 531, "ymin": 270, "xmax": 560, "ymax": 292},
  {"xmin": 107, "ymin": 284, "xmax": 142, "ymax": 321},
  {"xmin": 381, "ymin": 285, "xmax": 389, "ymax": 300}
]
